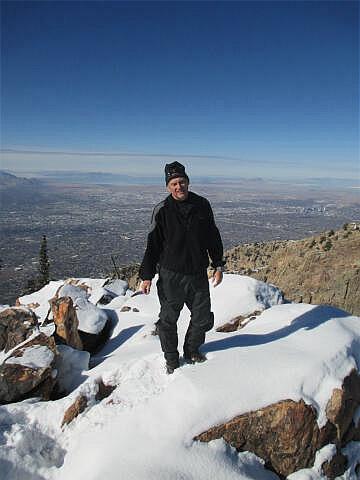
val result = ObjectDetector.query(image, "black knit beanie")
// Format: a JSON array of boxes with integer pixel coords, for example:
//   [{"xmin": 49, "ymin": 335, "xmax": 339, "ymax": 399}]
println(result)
[{"xmin": 164, "ymin": 161, "xmax": 189, "ymax": 185}]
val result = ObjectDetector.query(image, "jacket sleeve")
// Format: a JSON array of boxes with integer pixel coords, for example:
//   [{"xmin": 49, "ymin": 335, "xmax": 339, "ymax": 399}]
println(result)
[
  {"xmin": 139, "ymin": 205, "xmax": 165, "ymax": 280},
  {"xmin": 206, "ymin": 202, "xmax": 226, "ymax": 269}
]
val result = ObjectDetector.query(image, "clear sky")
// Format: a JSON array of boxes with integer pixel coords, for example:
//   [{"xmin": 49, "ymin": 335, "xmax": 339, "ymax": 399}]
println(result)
[{"xmin": 1, "ymin": 0, "xmax": 359, "ymax": 180}]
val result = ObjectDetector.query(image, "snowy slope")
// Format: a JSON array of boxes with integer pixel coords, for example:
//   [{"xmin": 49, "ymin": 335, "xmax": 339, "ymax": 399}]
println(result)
[{"xmin": 1, "ymin": 274, "xmax": 359, "ymax": 480}]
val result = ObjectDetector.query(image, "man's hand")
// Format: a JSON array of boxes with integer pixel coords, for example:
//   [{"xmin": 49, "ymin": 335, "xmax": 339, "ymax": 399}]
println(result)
[
  {"xmin": 211, "ymin": 270, "xmax": 223, "ymax": 287},
  {"xmin": 140, "ymin": 280, "xmax": 152, "ymax": 294}
]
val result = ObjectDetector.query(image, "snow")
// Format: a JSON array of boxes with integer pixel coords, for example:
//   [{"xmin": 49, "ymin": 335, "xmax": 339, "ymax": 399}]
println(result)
[
  {"xmin": 75, "ymin": 297, "xmax": 108, "ymax": 334},
  {"xmin": 57, "ymin": 284, "xmax": 88, "ymax": 302},
  {"xmin": 5, "ymin": 345, "xmax": 54, "ymax": 369},
  {"xmin": 55, "ymin": 345, "xmax": 90, "ymax": 394},
  {"xmin": 0, "ymin": 274, "xmax": 359, "ymax": 480},
  {"xmin": 17, "ymin": 281, "xmax": 64, "ymax": 323}
]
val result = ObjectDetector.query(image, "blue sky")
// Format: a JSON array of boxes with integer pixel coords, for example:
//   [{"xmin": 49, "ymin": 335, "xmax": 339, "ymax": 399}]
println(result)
[{"xmin": 1, "ymin": 0, "xmax": 359, "ymax": 179}]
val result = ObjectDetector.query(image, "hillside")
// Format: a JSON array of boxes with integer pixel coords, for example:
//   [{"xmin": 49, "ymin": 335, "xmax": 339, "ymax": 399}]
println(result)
[{"xmin": 225, "ymin": 224, "xmax": 360, "ymax": 315}]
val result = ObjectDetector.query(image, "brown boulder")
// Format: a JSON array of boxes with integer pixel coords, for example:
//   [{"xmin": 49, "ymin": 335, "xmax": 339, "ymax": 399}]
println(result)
[
  {"xmin": 50, "ymin": 296, "xmax": 83, "ymax": 350},
  {"xmin": 0, "ymin": 333, "xmax": 57, "ymax": 404},
  {"xmin": 195, "ymin": 370, "xmax": 360, "ymax": 478},
  {"xmin": 195, "ymin": 399, "xmax": 319, "ymax": 478},
  {"xmin": 324, "ymin": 369, "xmax": 360, "ymax": 445},
  {"xmin": 0, "ymin": 307, "xmax": 38, "ymax": 352}
]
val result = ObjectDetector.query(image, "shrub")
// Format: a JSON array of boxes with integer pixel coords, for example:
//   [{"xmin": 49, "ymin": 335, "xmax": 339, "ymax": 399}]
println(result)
[{"xmin": 323, "ymin": 240, "xmax": 332, "ymax": 251}]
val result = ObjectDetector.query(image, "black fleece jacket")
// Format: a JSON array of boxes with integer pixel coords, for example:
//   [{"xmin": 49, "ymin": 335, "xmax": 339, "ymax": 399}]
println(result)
[{"xmin": 139, "ymin": 191, "xmax": 225, "ymax": 280}]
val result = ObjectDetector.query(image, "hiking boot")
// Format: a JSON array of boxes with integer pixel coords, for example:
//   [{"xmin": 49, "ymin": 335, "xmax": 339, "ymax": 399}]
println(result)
[
  {"xmin": 183, "ymin": 351, "xmax": 207, "ymax": 364},
  {"xmin": 166, "ymin": 362, "xmax": 180, "ymax": 374}
]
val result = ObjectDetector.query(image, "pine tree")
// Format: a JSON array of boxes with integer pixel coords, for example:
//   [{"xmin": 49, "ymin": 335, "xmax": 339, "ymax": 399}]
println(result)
[{"xmin": 38, "ymin": 234, "xmax": 50, "ymax": 287}]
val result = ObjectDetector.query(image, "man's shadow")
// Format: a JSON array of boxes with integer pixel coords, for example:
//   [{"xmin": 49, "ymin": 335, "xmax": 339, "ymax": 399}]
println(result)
[{"xmin": 204, "ymin": 305, "xmax": 350, "ymax": 353}]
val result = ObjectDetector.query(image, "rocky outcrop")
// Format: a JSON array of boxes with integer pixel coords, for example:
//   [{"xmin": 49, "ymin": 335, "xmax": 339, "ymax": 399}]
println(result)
[
  {"xmin": 0, "ymin": 333, "xmax": 58, "ymax": 404},
  {"xmin": 225, "ymin": 227, "xmax": 360, "ymax": 316},
  {"xmin": 195, "ymin": 369, "xmax": 360, "ymax": 479},
  {"xmin": 50, "ymin": 297, "xmax": 83, "ymax": 350},
  {"xmin": 0, "ymin": 307, "xmax": 38, "ymax": 352}
]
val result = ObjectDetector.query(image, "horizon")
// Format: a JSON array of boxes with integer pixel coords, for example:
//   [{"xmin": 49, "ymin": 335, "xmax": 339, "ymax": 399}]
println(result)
[
  {"xmin": 1, "ymin": 1, "xmax": 359, "ymax": 180},
  {"xmin": 1, "ymin": 166, "xmax": 359, "ymax": 190}
]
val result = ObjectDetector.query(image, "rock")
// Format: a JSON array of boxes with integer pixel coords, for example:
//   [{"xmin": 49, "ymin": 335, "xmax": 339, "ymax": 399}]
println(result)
[
  {"xmin": 0, "ymin": 333, "xmax": 57, "ymax": 404},
  {"xmin": 95, "ymin": 380, "xmax": 116, "ymax": 401},
  {"xmin": 132, "ymin": 308, "xmax": 139, "ymax": 312},
  {"xmin": 195, "ymin": 399, "xmax": 320, "ymax": 478},
  {"xmin": 0, "ymin": 307, "xmax": 38, "ymax": 352},
  {"xmin": 78, "ymin": 318, "xmax": 112, "ymax": 354},
  {"xmin": 51, "ymin": 290, "xmax": 111, "ymax": 354},
  {"xmin": 61, "ymin": 394, "xmax": 88, "ymax": 427},
  {"xmin": 96, "ymin": 292, "xmax": 114, "ymax": 305},
  {"xmin": 216, "ymin": 315, "xmax": 246, "ymax": 332},
  {"xmin": 321, "ymin": 452, "xmax": 348, "ymax": 479},
  {"xmin": 115, "ymin": 263, "xmax": 141, "ymax": 291},
  {"xmin": 216, "ymin": 310, "xmax": 262, "ymax": 332},
  {"xmin": 61, "ymin": 380, "xmax": 116, "ymax": 427},
  {"xmin": 121, "ymin": 306, "xmax": 131, "ymax": 312},
  {"xmin": 50, "ymin": 297, "xmax": 83, "ymax": 350},
  {"xmin": 75, "ymin": 297, "xmax": 108, "ymax": 335},
  {"xmin": 102, "ymin": 279, "xmax": 128, "ymax": 298},
  {"xmin": 324, "ymin": 369, "xmax": 360, "ymax": 445},
  {"xmin": 195, "ymin": 370, "xmax": 360, "ymax": 478},
  {"xmin": 57, "ymin": 280, "xmax": 89, "ymax": 298}
]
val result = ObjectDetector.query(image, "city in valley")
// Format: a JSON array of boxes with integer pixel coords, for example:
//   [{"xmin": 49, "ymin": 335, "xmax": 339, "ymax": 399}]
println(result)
[{"xmin": 1, "ymin": 171, "xmax": 359, "ymax": 305}]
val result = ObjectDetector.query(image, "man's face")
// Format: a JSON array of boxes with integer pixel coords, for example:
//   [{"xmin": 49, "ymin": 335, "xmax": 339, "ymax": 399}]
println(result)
[{"xmin": 167, "ymin": 176, "xmax": 189, "ymax": 201}]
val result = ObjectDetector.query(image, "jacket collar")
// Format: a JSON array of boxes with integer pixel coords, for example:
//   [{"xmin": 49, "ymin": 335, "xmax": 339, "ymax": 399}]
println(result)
[{"xmin": 166, "ymin": 191, "xmax": 195, "ymax": 208}]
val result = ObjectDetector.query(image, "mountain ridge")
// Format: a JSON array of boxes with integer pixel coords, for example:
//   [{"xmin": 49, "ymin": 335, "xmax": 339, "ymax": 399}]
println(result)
[{"xmin": 225, "ymin": 223, "xmax": 360, "ymax": 316}]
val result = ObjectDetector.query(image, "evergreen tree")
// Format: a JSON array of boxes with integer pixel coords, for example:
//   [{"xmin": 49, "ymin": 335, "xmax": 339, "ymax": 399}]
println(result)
[{"xmin": 38, "ymin": 234, "xmax": 50, "ymax": 287}]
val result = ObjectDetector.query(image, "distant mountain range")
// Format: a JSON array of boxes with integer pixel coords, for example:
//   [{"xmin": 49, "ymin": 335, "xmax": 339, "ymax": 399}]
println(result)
[
  {"xmin": 1, "ymin": 169, "xmax": 357, "ymax": 188},
  {"xmin": 0, "ymin": 170, "xmax": 45, "ymax": 205},
  {"xmin": 0, "ymin": 170, "xmax": 40, "ymax": 187}
]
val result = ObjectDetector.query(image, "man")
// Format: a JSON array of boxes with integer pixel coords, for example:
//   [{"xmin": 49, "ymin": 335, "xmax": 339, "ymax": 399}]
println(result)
[{"xmin": 139, "ymin": 161, "xmax": 225, "ymax": 373}]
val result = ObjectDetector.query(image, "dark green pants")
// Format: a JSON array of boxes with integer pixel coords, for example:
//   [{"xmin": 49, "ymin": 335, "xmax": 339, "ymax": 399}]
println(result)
[{"xmin": 156, "ymin": 268, "xmax": 214, "ymax": 366}]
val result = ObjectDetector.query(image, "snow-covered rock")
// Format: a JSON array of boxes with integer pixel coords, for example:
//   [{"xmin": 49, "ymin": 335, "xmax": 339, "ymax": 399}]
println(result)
[
  {"xmin": 75, "ymin": 297, "xmax": 108, "ymax": 335},
  {"xmin": 55, "ymin": 345, "xmax": 90, "ymax": 395},
  {"xmin": 0, "ymin": 333, "xmax": 57, "ymax": 404}
]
